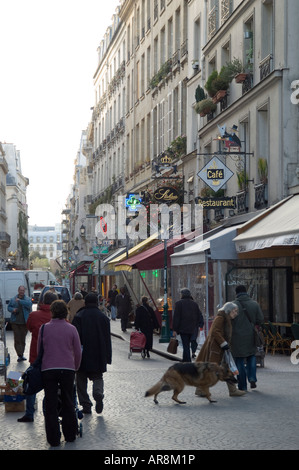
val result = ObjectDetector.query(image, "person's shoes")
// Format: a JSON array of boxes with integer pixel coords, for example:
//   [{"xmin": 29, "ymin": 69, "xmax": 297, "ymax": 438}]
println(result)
[
  {"xmin": 250, "ymin": 381, "xmax": 257, "ymax": 389},
  {"xmin": 146, "ymin": 351, "xmax": 150, "ymax": 358},
  {"xmin": 122, "ymin": 329, "xmax": 127, "ymax": 332},
  {"xmin": 81, "ymin": 408, "xmax": 92, "ymax": 414},
  {"xmin": 192, "ymin": 353, "xmax": 196, "ymax": 359},
  {"xmin": 17, "ymin": 415, "xmax": 34, "ymax": 422},
  {"xmin": 229, "ymin": 389, "xmax": 246, "ymax": 397},
  {"xmin": 17, "ymin": 356, "xmax": 26, "ymax": 362},
  {"xmin": 95, "ymin": 398, "xmax": 103, "ymax": 414}
]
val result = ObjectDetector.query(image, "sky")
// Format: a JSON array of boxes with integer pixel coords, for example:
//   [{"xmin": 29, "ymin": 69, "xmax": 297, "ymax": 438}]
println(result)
[{"xmin": 0, "ymin": 0, "xmax": 120, "ymax": 226}]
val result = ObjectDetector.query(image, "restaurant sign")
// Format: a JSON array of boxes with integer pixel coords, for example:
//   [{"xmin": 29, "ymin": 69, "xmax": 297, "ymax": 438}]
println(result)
[{"xmin": 196, "ymin": 197, "xmax": 236, "ymax": 209}]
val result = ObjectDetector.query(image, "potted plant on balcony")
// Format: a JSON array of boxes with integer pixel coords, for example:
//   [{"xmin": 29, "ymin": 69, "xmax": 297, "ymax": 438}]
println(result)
[
  {"xmin": 205, "ymin": 70, "xmax": 219, "ymax": 97},
  {"xmin": 222, "ymin": 58, "xmax": 247, "ymax": 84},
  {"xmin": 257, "ymin": 158, "xmax": 268, "ymax": 184},
  {"xmin": 194, "ymin": 98, "xmax": 217, "ymax": 117}
]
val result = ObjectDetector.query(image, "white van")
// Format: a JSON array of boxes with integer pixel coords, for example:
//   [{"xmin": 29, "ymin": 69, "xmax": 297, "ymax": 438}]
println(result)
[
  {"xmin": 25, "ymin": 270, "xmax": 56, "ymax": 296},
  {"xmin": 0, "ymin": 271, "xmax": 30, "ymax": 323}
]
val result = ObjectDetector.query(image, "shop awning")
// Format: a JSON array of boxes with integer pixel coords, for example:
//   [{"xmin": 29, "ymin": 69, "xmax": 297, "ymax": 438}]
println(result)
[
  {"xmin": 114, "ymin": 237, "xmax": 187, "ymax": 272},
  {"xmin": 107, "ymin": 233, "xmax": 160, "ymax": 270},
  {"xmin": 234, "ymin": 195, "xmax": 299, "ymax": 256},
  {"xmin": 171, "ymin": 225, "xmax": 241, "ymax": 266},
  {"xmin": 70, "ymin": 261, "xmax": 92, "ymax": 278},
  {"xmin": 103, "ymin": 247, "xmax": 127, "ymax": 266}
]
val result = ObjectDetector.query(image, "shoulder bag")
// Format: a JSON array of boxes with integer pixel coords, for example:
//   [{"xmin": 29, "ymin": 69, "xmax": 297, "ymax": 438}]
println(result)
[
  {"xmin": 22, "ymin": 324, "xmax": 45, "ymax": 395},
  {"xmin": 239, "ymin": 301, "xmax": 264, "ymax": 350}
]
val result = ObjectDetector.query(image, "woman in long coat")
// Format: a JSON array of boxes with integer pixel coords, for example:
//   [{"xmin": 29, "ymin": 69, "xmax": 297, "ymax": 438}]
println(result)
[
  {"xmin": 134, "ymin": 296, "xmax": 160, "ymax": 357},
  {"xmin": 195, "ymin": 302, "xmax": 245, "ymax": 397}
]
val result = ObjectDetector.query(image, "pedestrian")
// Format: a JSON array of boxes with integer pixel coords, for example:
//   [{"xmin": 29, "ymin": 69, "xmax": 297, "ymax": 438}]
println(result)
[
  {"xmin": 195, "ymin": 302, "xmax": 246, "ymax": 397},
  {"xmin": 67, "ymin": 292, "xmax": 85, "ymax": 323},
  {"xmin": 39, "ymin": 300, "xmax": 82, "ymax": 447},
  {"xmin": 232, "ymin": 285, "xmax": 264, "ymax": 391},
  {"xmin": 80, "ymin": 285, "xmax": 87, "ymax": 298},
  {"xmin": 116, "ymin": 286, "xmax": 132, "ymax": 332},
  {"xmin": 8, "ymin": 285, "xmax": 32, "ymax": 362},
  {"xmin": 134, "ymin": 296, "xmax": 160, "ymax": 358},
  {"xmin": 172, "ymin": 288, "xmax": 204, "ymax": 362},
  {"xmin": 17, "ymin": 291, "xmax": 58, "ymax": 423},
  {"xmin": 72, "ymin": 293, "xmax": 112, "ymax": 414},
  {"xmin": 107, "ymin": 284, "xmax": 118, "ymax": 320}
]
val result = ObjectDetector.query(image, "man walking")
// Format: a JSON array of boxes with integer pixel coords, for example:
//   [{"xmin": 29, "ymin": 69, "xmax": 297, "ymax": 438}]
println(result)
[
  {"xmin": 8, "ymin": 286, "xmax": 32, "ymax": 362},
  {"xmin": 116, "ymin": 287, "xmax": 132, "ymax": 332},
  {"xmin": 232, "ymin": 285, "xmax": 264, "ymax": 391},
  {"xmin": 172, "ymin": 288, "xmax": 204, "ymax": 362},
  {"xmin": 72, "ymin": 293, "xmax": 112, "ymax": 414},
  {"xmin": 108, "ymin": 284, "xmax": 118, "ymax": 320}
]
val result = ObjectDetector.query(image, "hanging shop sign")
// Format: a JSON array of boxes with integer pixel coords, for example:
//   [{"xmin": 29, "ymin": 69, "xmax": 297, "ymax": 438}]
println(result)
[
  {"xmin": 196, "ymin": 197, "xmax": 236, "ymax": 209},
  {"xmin": 153, "ymin": 186, "xmax": 180, "ymax": 204},
  {"xmin": 125, "ymin": 194, "xmax": 143, "ymax": 212},
  {"xmin": 197, "ymin": 156, "xmax": 234, "ymax": 191}
]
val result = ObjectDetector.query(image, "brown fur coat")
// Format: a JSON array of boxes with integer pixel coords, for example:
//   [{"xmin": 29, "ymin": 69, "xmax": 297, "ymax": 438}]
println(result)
[{"xmin": 196, "ymin": 311, "xmax": 232, "ymax": 364}]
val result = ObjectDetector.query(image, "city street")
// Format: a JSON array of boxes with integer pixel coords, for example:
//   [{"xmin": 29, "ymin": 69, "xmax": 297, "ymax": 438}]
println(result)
[{"xmin": 1, "ymin": 321, "xmax": 299, "ymax": 453}]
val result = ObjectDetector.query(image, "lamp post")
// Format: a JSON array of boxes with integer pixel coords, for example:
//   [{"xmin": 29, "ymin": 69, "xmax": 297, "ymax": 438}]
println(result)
[
  {"xmin": 73, "ymin": 245, "xmax": 79, "ymax": 292},
  {"xmin": 159, "ymin": 237, "xmax": 170, "ymax": 343}
]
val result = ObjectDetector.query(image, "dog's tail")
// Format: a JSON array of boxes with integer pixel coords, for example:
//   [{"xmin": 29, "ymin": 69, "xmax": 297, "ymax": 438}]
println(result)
[{"xmin": 145, "ymin": 380, "xmax": 171, "ymax": 398}]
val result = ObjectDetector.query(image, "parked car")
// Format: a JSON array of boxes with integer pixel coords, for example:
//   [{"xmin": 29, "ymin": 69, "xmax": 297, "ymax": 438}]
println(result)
[{"xmin": 38, "ymin": 285, "xmax": 71, "ymax": 305}]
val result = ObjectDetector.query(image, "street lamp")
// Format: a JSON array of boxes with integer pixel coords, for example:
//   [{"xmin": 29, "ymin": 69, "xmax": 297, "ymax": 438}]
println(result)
[
  {"xmin": 73, "ymin": 246, "xmax": 79, "ymax": 292},
  {"xmin": 80, "ymin": 224, "xmax": 86, "ymax": 237}
]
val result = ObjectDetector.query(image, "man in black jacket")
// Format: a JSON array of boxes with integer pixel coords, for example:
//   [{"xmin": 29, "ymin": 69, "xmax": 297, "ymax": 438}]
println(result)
[
  {"xmin": 72, "ymin": 294, "xmax": 112, "ymax": 414},
  {"xmin": 173, "ymin": 288, "xmax": 204, "ymax": 362}
]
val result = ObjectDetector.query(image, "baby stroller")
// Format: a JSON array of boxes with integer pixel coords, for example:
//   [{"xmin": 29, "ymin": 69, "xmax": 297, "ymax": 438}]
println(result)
[{"xmin": 128, "ymin": 329, "xmax": 147, "ymax": 359}]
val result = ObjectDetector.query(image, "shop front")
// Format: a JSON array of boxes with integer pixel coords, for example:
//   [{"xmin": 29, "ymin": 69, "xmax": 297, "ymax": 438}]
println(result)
[
  {"xmin": 114, "ymin": 237, "xmax": 188, "ymax": 327},
  {"xmin": 69, "ymin": 261, "xmax": 93, "ymax": 295},
  {"xmin": 233, "ymin": 194, "xmax": 299, "ymax": 324},
  {"xmin": 170, "ymin": 225, "xmax": 241, "ymax": 334}
]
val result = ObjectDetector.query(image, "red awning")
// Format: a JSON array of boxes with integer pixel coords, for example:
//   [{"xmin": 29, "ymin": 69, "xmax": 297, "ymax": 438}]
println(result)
[
  {"xmin": 115, "ymin": 237, "xmax": 187, "ymax": 271},
  {"xmin": 70, "ymin": 261, "xmax": 92, "ymax": 278}
]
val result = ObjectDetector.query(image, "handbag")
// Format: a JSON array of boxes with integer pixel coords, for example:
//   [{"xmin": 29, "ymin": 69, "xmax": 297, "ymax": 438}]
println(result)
[
  {"xmin": 22, "ymin": 324, "xmax": 45, "ymax": 395},
  {"xmin": 167, "ymin": 337, "xmax": 179, "ymax": 354}
]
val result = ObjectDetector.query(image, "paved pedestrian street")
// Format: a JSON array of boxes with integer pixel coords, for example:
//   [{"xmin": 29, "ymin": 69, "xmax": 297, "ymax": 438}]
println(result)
[{"xmin": 1, "ymin": 323, "xmax": 299, "ymax": 453}]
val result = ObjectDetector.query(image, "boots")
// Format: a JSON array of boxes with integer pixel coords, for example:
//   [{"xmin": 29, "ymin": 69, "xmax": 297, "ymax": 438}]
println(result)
[{"xmin": 227, "ymin": 382, "xmax": 246, "ymax": 397}]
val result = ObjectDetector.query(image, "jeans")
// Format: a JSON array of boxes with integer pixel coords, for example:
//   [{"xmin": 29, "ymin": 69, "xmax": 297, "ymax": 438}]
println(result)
[
  {"xmin": 25, "ymin": 393, "xmax": 36, "ymax": 419},
  {"xmin": 180, "ymin": 333, "xmax": 192, "ymax": 362},
  {"xmin": 42, "ymin": 369, "xmax": 77, "ymax": 446},
  {"xmin": 110, "ymin": 305, "xmax": 117, "ymax": 320},
  {"xmin": 234, "ymin": 355, "xmax": 257, "ymax": 391}
]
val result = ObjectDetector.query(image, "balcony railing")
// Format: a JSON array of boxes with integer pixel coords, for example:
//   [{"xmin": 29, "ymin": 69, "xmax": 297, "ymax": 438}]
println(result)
[{"xmin": 260, "ymin": 54, "xmax": 273, "ymax": 81}]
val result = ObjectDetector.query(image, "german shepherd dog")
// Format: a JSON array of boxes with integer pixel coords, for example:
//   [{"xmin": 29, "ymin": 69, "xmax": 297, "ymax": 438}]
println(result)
[{"xmin": 145, "ymin": 362, "xmax": 237, "ymax": 404}]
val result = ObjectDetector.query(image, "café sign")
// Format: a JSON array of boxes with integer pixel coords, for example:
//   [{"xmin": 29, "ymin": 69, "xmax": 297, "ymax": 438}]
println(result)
[
  {"xmin": 197, "ymin": 156, "xmax": 234, "ymax": 191},
  {"xmin": 153, "ymin": 186, "xmax": 180, "ymax": 204}
]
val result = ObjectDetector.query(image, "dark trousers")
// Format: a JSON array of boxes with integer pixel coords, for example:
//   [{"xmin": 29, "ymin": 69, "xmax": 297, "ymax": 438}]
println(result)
[
  {"xmin": 42, "ymin": 369, "xmax": 77, "ymax": 446},
  {"xmin": 120, "ymin": 312, "xmax": 129, "ymax": 331},
  {"xmin": 11, "ymin": 323, "xmax": 27, "ymax": 357},
  {"xmin": 180, "ymin": 333, "xmax": 192, "ymax": 362}
]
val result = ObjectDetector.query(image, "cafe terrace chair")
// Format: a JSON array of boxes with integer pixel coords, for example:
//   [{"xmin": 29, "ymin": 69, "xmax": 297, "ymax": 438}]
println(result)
[
  {"xmin": 261, "ymin": 323, "xmax": 274, "ymax": 354},
  {"xmin": 291, "ymin": 323, "xmax": 299, "ymax": 341},
  {"xmin": 268, "ymin": 321, "xmax": 292, "ymax": 355}
]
